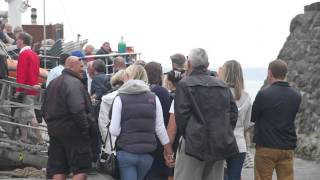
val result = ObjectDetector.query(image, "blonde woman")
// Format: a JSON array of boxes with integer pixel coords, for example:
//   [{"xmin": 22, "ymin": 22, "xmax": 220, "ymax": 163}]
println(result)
[
  {"xmin": 219, "ymin": 60, "xmax": 252, "ymax": 180},
  {"xmin": 98, "ymin": 69, "xmax": 125, "ymax": 144},
  {"xmin": 109, "ymin": 65, "xmax": 174, "ymax": 180}
]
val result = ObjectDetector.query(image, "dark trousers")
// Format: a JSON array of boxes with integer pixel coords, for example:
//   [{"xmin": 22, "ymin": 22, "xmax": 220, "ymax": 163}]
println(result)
[
  {"xmin": 89, "ymin": 121, "xmax": 101, "ymax": 163},
  {"xmin": 46, "ymin": 134, "xmax": 92, "ymax": 178},
  {"xmin": 224, "ymin": 152, "xmax": 246, "ymax": 180}
]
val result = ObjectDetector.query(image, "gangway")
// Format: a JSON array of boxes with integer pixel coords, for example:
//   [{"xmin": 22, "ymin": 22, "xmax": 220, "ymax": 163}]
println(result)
[{"xmin": 0, "ymin": 78, "xmax": 48, "ymax": 168}]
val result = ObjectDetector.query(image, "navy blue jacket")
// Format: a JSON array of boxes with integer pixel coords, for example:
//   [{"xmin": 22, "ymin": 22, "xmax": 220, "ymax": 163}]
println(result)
[
  {"xmin": 150, "ymin": 85, "xmax": 171, "ymax": 126},
  {"xmin": 117, "ymin": 92, "xmax": 157, "ymax": 153},
  {"xmin": 91, "ymin": 73, "xmax": 111, "ymax": 99},
  {"xmin": 252, "ymin": 81, "xmax": 301, "ymax": 149},
  {"xmin": 147, "ymin": 84, "xmax": 171, "ymax": 177}
]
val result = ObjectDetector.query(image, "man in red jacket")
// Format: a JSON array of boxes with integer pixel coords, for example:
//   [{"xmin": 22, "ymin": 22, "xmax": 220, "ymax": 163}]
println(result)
[{"xmin": 15, "ymin": 32, "xmax": 42, "ymax": 144}]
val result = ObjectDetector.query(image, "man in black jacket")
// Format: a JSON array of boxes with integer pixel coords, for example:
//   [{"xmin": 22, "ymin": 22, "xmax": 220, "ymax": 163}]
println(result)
[
  {"xmin": 43, "ymin": 56, "xmax": 94, "ymax": 180},
  {"xmin": 96, "ymin": 42, "xmax": 112, "ymax": 74},
  {"xmin": 174, "ymin": 48, "xmax": 239, "ymax": 180},
  {"xmin": 252, "ymin": 60, "xmax": 301, "ymax": 180}
]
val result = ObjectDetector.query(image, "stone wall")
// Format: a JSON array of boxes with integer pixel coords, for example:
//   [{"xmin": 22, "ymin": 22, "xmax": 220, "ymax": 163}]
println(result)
[{"xmin": 277, "ymin": 2, "xmax": 320, "ymax": 160}]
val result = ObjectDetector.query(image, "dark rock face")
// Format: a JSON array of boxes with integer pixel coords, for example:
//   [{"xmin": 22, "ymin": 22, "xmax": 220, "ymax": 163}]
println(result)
[{"xmin": 277, "ymin": 2, "xmax": 320, "ymax": 160}]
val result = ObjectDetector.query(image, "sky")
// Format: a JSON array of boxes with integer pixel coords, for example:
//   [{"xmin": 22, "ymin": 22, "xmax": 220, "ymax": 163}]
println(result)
[{"xmin": 0, "ymin": 0, "xmax": 317, "ymax": 69}]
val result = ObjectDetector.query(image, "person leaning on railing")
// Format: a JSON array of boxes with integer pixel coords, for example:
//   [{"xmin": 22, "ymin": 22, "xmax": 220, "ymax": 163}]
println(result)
[{"xmin": 15, "ymin": 32, "xmax": 43, "ymax": 144}]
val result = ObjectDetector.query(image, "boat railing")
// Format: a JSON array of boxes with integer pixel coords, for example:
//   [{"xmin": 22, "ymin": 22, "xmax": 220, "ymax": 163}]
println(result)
[
  {"xmin": 40, "ymin": 52, "xmax": 140, "ymax": 75},
  {"xmin": 0, "ymin": 78, "xmax": 49, "ymax": 147},
  {"xmin": 0, "ymin": 78, "xmax": 45, "ymax": 110}
]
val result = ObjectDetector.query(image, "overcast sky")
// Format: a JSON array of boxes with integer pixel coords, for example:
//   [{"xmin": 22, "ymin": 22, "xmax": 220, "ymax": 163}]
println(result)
[{"xmin": 0, "ymin": 0, "xmax": 316, "ymax": 69}]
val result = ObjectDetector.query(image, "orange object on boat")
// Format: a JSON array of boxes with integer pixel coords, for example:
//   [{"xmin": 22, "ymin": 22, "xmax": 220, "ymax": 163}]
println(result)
[
  {"xmin": 126, "ymin": 46, "xmax": 134, "ymax": 53},
  {"xmin": 6, "ymin": 58, "xmax": 48, "ymax": 83}
]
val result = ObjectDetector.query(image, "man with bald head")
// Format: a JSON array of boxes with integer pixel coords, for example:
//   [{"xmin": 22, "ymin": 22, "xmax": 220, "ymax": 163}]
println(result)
[
  {"xmin": 84, "ymin": 44, "xmax": 95, "ymax": 62},
  {"xmin": 113, "ymin": 56, "xmax": 126, "ymax": 73},
  {"xmin": 43, "ymin": 56, "xmax": 94, "ymax": 180}
]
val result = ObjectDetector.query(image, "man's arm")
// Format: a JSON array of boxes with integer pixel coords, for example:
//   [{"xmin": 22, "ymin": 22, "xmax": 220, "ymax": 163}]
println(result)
[
  {"xmin": 16, "ymin": 53, "xmax": 27, "ymax": 92},
  {"xmin": 251, "ymin": 91, "xmax": 263, "ymax": 123},
  {"xmin": 91, "ymin": 76, "xmax": 107, "ymax": 99},
  {"xmin": 66, "ymin": 82, "xmax": 90, "ymax": 137},
  {"xmin": 4, "ymin": 32, "xmax": 14, "ymax": 44},
  {"xmin": 228, "ymin": 89, "xmax": 238, "ymax": 130},
  {"xmin": 174, "ymin": 82, "xmax": 192, "ymax": 136}
]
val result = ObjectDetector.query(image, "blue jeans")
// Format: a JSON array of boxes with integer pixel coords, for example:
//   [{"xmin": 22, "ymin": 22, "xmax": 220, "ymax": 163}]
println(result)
[
  {"xmin": 225, "ymin": 152, "xmax": 246, "ymax": 180},
  {"xmin": 117, "ymin": 150, "xmax": 154, "ymax": 180}
]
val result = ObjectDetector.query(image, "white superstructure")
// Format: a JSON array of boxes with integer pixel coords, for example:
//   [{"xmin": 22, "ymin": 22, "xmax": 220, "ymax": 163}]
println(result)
[{"xmin": 3, "ymin": 0, "xmax": 29, "ymax": 28}]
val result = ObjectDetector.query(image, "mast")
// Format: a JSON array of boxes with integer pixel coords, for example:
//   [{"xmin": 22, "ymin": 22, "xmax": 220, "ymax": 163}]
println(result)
[
  {"xmin": 43, "ymin": 0, "xmax": 47, "ymax": 68},
  {"xmin": 6, "ymin": 0, "xmax": 23, "ymax": 28}
]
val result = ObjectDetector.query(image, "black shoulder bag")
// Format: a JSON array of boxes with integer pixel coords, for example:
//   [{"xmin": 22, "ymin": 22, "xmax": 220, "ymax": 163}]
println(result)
[{"xmin": 96, "ymin": 99, "xmax": 120, "ymax": 178}]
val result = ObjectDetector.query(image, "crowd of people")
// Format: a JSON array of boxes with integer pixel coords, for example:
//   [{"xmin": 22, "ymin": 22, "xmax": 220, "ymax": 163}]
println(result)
[
  {"xmin": 1, "ymin": 29, "xmax": 302, "ymax": 180},
  {"xmin": 0, "ymin": 22, "xmax": 23, "ymax": 45}
]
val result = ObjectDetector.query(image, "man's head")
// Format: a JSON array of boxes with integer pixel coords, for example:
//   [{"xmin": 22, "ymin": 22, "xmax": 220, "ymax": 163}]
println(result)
[
  {"xmin": 13, "ymin": 26, "xmax": 23, "ymax": 36},
  {"xmin": 267, "ymin": 59, "xmax": 287, "ymax": 84},
  {"xmin": 102, "ymin": 42, "xmax": 112, "ymax": 53},
  {"xmin": 170, "ymin": 53, "xmax": 186, "ymax": 70},
  {"xmin": 187, "ymin": 48, "xmax": 209, "ymax": 73},
  {"xmin": 16, "ymin": 32, "xmax": 32, "ymax": 49},
  {"xmin": 84, "ymin": 44, "xmax": 94, "ymax": 55},
  {"xmin": 59, "ymin": 53, "xmax": 71, "ymax": 66},
  {"xmin": 65, "ymin": 56, "xmax": 84, "ymax": 77},
  {"xmin": 4, "ymin": 23, "xmax": 12, "ymax": 33},
  {"xmin": 93, "ymin": 59, "xmax": 106, "ymax": 74},
  {"xmin": 144, "ymin": 62, "xmax": 163, "ymax": 86},
  {"xmin": 113, "ymin": 56, "xmax": 126, "ymax": 72}
]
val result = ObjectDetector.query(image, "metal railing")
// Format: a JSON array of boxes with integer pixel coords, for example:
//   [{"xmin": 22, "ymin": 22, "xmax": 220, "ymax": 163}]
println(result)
[
  {"xmin": 0, "ymin": 78, "xmax": 44, "ymax": 110},
  {"xmin": 0, "ymin": 78, "xmax": 48, "ymax": 147},
  {"xmin": 41, "ymin": 52, "xmax": 140, "ymax": 76}
]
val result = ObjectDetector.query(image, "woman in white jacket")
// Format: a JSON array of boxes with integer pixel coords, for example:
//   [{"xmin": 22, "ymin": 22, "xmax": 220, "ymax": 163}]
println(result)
[
  {"xmin": 98, "ymin": 69, "xmax": 125, "ymax": 144},
  {"xmin": 219, "ymin": 60, "xmax": 252, "ymax": 180}
]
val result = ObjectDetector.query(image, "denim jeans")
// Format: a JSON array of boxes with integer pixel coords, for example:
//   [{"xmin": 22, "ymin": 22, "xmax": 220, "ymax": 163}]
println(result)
[
  {"xmin": 117, "ymin": 150, "xmax": 154, "ymax": 180},
  {"xmin": 225, "ymin": 152, "xmax": 246, "ymax": 180}
]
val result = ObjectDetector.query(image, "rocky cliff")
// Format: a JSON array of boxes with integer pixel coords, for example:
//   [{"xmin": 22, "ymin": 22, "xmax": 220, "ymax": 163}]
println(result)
[{"xmin": 277, "ymin": 2, "xmax": 320, "ymax": 160}]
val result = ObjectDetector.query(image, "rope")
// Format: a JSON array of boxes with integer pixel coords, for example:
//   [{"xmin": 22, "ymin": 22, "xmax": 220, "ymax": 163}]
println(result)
[{"xmin": 12, "ymin": 167, "xmax": 46, "ymax": 178}]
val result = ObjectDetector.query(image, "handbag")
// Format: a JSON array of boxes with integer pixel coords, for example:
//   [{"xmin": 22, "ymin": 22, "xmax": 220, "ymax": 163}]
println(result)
[{"xmin": 96, "ymin": 123, "xmax": 120, "ymax": 178}]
